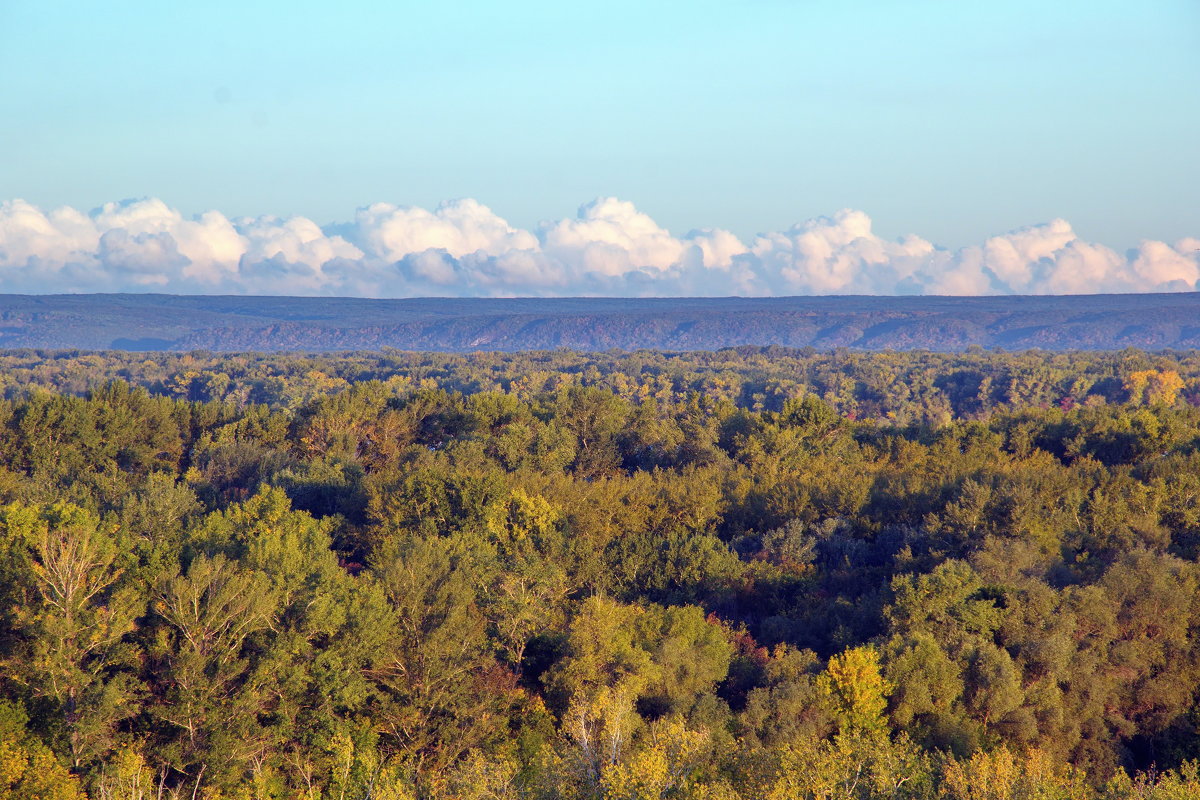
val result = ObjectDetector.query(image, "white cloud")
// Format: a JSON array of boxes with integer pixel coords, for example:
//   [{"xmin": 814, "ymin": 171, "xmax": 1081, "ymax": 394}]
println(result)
[
  {"xmin": 1130, "ymin": 239, "xmax": 1200, "ymax": 290},
  {"xmin": 742, "ymin": 210, "xmax": 936, "ymax": 295},
  {"xmin": 91, "ymin": 199, "xmax": 245, "ymax": 283},
  {"xmin": 353, "ymin": 199, "xmax": 537, "ymax": 262},
  {"xmin": 0, "ymin": 199, "xmax": 98, "ymax": 269},
  {"xmin": 0, "ymin": 196, "xmax": 1196, "ymax": 297},
  {"xmin": 540, "ymin": 197, "xmax": 690, "ymax": 276},
  {"xmin": 97, "ymin": 230, "xmax": 187, "ymax": 286},
  {"xmin": 239, "ymin": 215, "xmax": 363, "ymax": 268}
]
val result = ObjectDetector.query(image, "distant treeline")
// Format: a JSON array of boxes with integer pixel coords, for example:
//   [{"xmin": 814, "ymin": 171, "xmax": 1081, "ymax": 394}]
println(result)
[
  {"xmin": 1, "ymin": 348, "xmax": 1200, "ymax": 798},
  {"xmin": 1, "ymin": 346, "xmax": 1199, "ymax": 421},
  {"xmin": 3, "ymin": 293, "xmax": 1200, "ymax": 351}
]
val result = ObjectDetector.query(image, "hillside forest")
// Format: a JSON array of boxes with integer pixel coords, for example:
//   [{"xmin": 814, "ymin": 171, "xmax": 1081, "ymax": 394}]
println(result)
[{"xmin": 3, "ymin": 347, "xmax": 1200, "ymax": 798}]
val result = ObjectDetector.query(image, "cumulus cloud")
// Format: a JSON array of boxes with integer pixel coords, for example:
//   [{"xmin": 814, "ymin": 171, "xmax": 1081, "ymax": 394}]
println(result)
[
  {"xmin": 540, "ymin": 197, "xmax": 689, "ymax": 276},
  {"xmin": 0, "ymin": 196, "xmax": 1196, "ymax": 297},
  {"xmin": 742, "ymin": 210, "xmax": 938, "ymax": 295},
  {"xmin": 353, "ymin": 199, "xmax": 538, "ymax": 263}
]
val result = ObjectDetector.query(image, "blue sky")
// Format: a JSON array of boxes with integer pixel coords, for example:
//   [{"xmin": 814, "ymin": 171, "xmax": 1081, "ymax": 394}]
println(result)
[
  {"xmin": 0, "ymin": 2, "xmax": 1198, "ymax": 297},
  {"xmin": 3, "ymin": 0, "xmax": 1196, "ymax": 246}
]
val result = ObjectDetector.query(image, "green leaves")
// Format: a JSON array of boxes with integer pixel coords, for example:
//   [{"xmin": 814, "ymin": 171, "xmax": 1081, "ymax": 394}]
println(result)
[
  {"xmin": 5, "ymin": 349, "xmax": 1200, "ymax": 796},
  {"xmin": 0, "ymin": 502, "xmax": 140, "ymax": 768},
  {"xmin": 369, "ymin": 534, "xmax": 510, "ymax": 772}
]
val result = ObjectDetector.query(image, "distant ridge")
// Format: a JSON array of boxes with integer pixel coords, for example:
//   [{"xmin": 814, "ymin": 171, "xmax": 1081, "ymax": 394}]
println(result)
[{"xmin": 2, "ymin": 293, "xmax": 1199, "ymax": 352}]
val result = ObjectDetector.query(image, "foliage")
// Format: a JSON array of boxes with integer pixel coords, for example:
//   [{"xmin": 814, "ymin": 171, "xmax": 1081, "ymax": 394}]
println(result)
[{"xmin": 0, "ymin": 348, "xmax": 1196, "ymax": 797}]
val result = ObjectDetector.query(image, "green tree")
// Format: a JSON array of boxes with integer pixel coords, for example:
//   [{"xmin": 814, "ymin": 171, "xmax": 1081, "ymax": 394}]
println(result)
[
  {"xmin": 151, "ymin": 553, "xmax": 277, "ymax": 789},
  {"xmin": 0, "ymin": 503, "xmax": 141, "ymax": 769},
  {"xmin": 369, "ymin": 534, "xmax": 512, "ymax": 774}
]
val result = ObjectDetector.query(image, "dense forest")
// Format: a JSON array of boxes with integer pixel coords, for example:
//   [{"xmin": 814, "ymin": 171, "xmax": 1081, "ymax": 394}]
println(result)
[{"xmin": 3, "ymin": 346, "xmax": 1200, "ymax": 798}]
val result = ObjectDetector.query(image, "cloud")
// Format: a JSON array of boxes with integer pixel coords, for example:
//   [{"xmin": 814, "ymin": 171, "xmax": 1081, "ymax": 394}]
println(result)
[
  {"xmin": 96, "ymin": 230, "xmax": 188, "ymax": 286},
  {"xmin": 353, "ymin": 199, "xmax": 537, "ymax": 262},
  {"xmin": 0, "ymin": 196, "xmax": 1196, "ymax": 297},
  {"xmin": 540, "ymin": 197, "xmax": 689, "ymax": 277},
  {"xmin": 741, "ymin": 210, "xmax": 938, "ymax": 295}
]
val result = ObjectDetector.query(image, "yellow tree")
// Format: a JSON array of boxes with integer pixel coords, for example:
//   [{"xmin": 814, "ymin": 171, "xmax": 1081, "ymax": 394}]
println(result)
[
  {"xmin": 545, "ymin": 596, "xmax": 658, "ymax": 793},
  {"xmin": 601, "ymin": 717, "xmax": 711, "ymax": 800},
  {"xmin": 939, "ymin": 746, "xmax": 1089, "ymax": 800},
  {"xmin": 1124, "ymin": 370, "xmax": 1184, "ymax": 406},
  {"xmin": 0, "ymin": 701, "xmax": 85, "ymax": 800},
  {"xmin": 817, "ymin": 646, "xmax": 894, "ymax": 736}
]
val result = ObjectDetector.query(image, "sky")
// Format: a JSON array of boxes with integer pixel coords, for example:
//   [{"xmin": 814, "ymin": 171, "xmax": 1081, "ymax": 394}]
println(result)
[{"xmin": 0, "ymin": 1, "xmax": 1198, "ymax": 296}]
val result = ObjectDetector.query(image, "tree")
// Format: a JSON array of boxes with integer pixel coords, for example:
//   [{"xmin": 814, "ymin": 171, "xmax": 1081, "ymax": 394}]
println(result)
[
  {"xmin": 0, "ymin": 502, "xmax": 141, "ymax": 769},
  {"xmin": 1124, "ymin": 370, "xmax": 1184, "ymax": 407},
  {"xmin": 600, "ymin": 717, "xmax": 712, "ymax": 800},
  {"xmin": 152, "ymin": 553, "xmax": 277, "ymax": 789},
  {"xmin": 634, "ymin": 605, "xmax": 734, "ymax": 718},
  {"xmin": 939, "ymin": 745, "xmax": 1088, "ymax": 800},
  {"xmin": 818, "ymin": 646, "xmax": 894, "ymax": 736},
  {"xmin": 553, "ymin": 386, "xmax": 629, "ymax": 477},
  {"xmin": 369, "ymin": 534, "xmax": 512, "ymax": 774},
  {"xmin": 544, "ymin": 596, "xmax": 658, "ymax": 791},
  {"xmin": 0, "ymin": 701, "xmax": 85, "ymax": 800}
]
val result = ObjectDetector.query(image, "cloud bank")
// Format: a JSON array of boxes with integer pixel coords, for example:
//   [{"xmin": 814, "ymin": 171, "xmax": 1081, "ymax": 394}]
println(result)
[{"xmin": 1, "ymin": 197, "xmax": 1197, "ymax": 297}]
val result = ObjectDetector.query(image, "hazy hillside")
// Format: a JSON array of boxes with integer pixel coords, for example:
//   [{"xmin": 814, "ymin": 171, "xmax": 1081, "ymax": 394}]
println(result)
[{"xmin": 2, "ymin": 292, "xmax": 1199, "ymax": 351}]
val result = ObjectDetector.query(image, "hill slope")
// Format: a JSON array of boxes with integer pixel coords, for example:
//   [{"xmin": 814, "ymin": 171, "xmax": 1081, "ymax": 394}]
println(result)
[{"xmin": 2, "ymin": 293, "xmax": 1198, "ymax": 351}]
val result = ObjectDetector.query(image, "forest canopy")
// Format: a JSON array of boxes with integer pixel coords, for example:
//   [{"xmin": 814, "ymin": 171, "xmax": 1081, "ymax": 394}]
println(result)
[{"xmin": 1, "ymin": 346, "xmax": 1200, "ymax": 799}]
